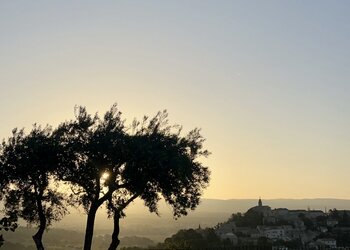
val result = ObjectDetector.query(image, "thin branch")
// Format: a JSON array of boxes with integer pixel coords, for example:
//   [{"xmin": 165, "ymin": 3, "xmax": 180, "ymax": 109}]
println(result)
[{"xmin": 118, "ymin": 193, "xmax": 139, "ymax": 212}]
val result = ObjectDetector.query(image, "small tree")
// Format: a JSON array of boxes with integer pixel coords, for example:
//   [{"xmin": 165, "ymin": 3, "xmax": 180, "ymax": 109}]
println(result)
[{"xmin": 0, "ymin": 126, "xmax": 68, "ymax": 250}]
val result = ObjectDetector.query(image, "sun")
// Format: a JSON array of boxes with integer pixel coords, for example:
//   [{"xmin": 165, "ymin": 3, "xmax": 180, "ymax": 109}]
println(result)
[{"xmin": 101, "ymin": 172, "xmax": 110, "ymax": 180}]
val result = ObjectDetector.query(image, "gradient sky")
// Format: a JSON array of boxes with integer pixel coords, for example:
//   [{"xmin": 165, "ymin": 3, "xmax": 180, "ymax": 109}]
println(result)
[{"xmin": 1, "ymin": 1, "xmax": 349, "ymax": 199}]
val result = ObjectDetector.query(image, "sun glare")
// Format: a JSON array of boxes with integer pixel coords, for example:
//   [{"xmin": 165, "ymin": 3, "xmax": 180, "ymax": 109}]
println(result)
[{"xmin": 101, "ymin": 172, "xmax": 110, "ymax": 180}]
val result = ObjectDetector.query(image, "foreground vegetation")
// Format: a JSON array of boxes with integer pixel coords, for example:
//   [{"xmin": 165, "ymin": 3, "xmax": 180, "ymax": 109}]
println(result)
[{"xmin": 0, "ymin": 104, "xmax": 210, "ymax": 250}]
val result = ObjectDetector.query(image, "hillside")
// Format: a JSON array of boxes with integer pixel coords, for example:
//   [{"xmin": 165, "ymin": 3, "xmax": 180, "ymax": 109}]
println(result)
[{"xmin": 55, "ymin": 198, "xmax": 350, "ymax": 241}]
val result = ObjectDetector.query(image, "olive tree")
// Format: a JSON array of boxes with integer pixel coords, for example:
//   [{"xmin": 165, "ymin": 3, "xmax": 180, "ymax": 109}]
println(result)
[
  {"xmin": 106, "ymin": 111, "xmax": 210, "ymax": 250},
  {"xmin": 54, "ymin": 105, "xmax": 128, "ymax": 250},
  {"xmin": 54, "ymin": 105, "xmax": 210, "ymax": 250},
  {"xmin": 0, "ymin": 126, "xmax": 68, "ymax": 250}
]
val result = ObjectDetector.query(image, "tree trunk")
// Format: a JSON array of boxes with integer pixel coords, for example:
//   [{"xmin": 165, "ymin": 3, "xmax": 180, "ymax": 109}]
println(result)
[
  {"xmin": 83, "ymin": 204, "xmax": 98, "ymax": 250},
  {"xmin": 108, "ymin": 211, "xmax": 121, "ymax": 250},
  {"xmin": 32, "ymin": 230, "xmax": 45, "ymax": 250},
  {"xmin": 32, "ymin": 199, "xmax": 46, "ymax": 250}
]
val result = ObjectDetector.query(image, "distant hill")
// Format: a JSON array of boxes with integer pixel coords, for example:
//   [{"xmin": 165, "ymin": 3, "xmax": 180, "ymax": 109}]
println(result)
[
  {"xmin": 193, "ymin": 198, "xmax": 350, "ymax": 213},
  {"xmin": 4, "ymin": 198, "xmax": 350, "ymax": 243},
  {"xmin": 54, "ymin": 198, "xmax": 350, "ymax": 241}
]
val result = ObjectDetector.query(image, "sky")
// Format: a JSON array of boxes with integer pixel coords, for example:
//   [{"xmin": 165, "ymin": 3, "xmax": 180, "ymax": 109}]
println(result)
[{"xmin": 0, "ymin": 1, "xmax": 349, "ymax": 200}]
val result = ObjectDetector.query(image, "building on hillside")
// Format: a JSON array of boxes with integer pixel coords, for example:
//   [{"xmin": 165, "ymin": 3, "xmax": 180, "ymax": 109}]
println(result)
[
  {"xmin": 285, "ymin": 210, "xmax": 307, "ymax": 220},
  {"xmin": 234, "ymin": 226, "xmax": 253, "ymax": 236},
  {"xmin": 221, "ymin": 198, "xmax": 350, "ymax": 248},
  {"xmin": 219, "ymin": 232, "xmax": 238, "ymax": 244},
  {"xmin": 284, "ymin": 226, "xmax": 303, "ymax": 240},
  {"xmin": 293, "ymin": 219, "xmax": 305, "ymax": 230},
  {"xmin": 326, "ymin": 218, "xmax": 338, "ymax": 227},
  {"xmin": 300, "ymin": 230, "xmax": 320, "ymax": 244},
  {"xmin": 215, "ymin": 221, "xmax": 236, "ymax": 235},
  {"xmin": 305, "ymin": 210, "xmax": 324, "ymax": 219},
  {"xmin": 270, "ymin": 208, "xmax": 325, "ymax": 222},
  {"xmin": 249, "ymin": 229, "xmax": 261, "ymax": 239},
  {"xmin": 257, "ymin": 225, "xmax": 286, "ymax": 240},
  {"xmin": 246, "ymin": 198, "xmax": 271, "ymax": 217},
  {"xmin": 271, "ymin": 208, "xmax": 289, "ymax": 217}
]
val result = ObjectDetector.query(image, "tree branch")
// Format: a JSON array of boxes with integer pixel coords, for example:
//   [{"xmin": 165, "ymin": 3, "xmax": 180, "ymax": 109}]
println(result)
[{"xmin": 118, "ymin": 193, "xmax": 139, "ymax": 212}]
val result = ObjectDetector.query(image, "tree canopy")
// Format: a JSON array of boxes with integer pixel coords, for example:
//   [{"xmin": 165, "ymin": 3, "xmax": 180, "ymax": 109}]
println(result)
[
  {"xmin": 52, "ymin": 104, "xmax": 210, "ymax": 250},
  {"xmin": 0, "ymin": 126, "xmax": 68, "ymax": 249},
  {"xmin": 0, "ymin": 104, "xmax": 210, "ymax": 250},
  {"xmin": 105, "ymin": 110, "xmax": 210, "ymax": 250}
]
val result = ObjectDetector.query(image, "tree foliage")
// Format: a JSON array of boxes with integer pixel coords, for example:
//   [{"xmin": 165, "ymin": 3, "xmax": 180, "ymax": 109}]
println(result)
[
  {"xmin": 53, "ymin": 105, "xmax": 129, "ymax": 250},
  {"xmin": 106, "ymin": 110, "xmax": 210, "ymax": 249},
  {"xmin": 120, "ymin": 110, "xmax": 210, "ymax": 217},
  {"xmin": 54, "ymin": 105, "xmax": 127, "ymax": 212},
  {"xmin": 157, "ymin": 228, "xmax": 229, "ymax": 249},
  {"xmin": 54, "ymin": 105, "xmax": 210, "ymax": 250},
  {"xmin": 0, "ymin": 104, "xmax": 210, "ymax": 250},
  {"xmin": 0, "ymin": 126, "xmax": 68, "ymax": 249},
  {"xmin": 229, "ymin": 211, "xmax": 263, "ymax": 227}
]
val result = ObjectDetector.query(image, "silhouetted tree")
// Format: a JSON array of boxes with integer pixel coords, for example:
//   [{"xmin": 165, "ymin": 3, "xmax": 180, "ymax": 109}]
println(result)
[
  {"xmin": 157, "ymin": 228, "xmax": 222, "ymax": 249},
  {"xmin": 159, "ymin": 229, "xmax": 204, "ymax": 249},
  {"xmin": 229, "ymin": 211, "xmax": 263, "ymax": 227},
  {"xmin": 54, "ymin": 105, "xmax": 210, "ymax": 250},
  {"xmin": 54, "ymin": 105, "xmax": 129, "ymax": 250},
  {"xmin": 0, "ymin": 126, "xmax": 68, "ymax": 250},
  {"xmin": 329, "ymin": 208, "xmax": 340, "ymax": 220},
  {"xmin": 106, "ymin": 111, "xmax": 210, "ymax": 250}
]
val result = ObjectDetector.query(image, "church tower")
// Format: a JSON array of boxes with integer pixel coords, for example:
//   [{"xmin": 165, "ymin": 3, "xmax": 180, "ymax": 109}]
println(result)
[{"xmin": 258, "ymin": 197, "xmax": 262, "ymax": 207}]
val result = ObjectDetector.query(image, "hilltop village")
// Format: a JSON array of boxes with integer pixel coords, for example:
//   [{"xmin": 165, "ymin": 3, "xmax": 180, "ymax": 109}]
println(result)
[{"xmin": 213, "ymin": 199, "xmax": 350, "ymax": 248}]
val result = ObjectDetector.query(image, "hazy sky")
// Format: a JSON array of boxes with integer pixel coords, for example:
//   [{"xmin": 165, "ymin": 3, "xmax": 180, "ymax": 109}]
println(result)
[{"xmin": 1, "ymin": 1, "xmax": 349, "ymax": 199}]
